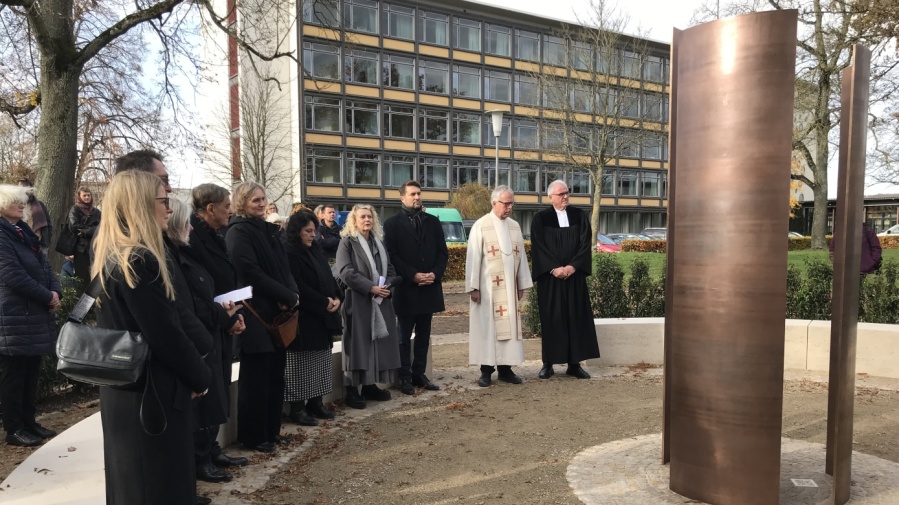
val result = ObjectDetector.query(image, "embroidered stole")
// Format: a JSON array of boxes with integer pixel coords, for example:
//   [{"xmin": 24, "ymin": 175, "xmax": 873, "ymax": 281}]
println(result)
[{"xmin": 481, "ymin": 217, "xmax": 523, "ymax": 341}]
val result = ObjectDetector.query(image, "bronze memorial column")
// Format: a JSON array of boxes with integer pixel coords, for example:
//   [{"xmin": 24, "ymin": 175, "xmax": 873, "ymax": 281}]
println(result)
[{"xmin": 664, "ymin": 10, "xmax": 797, "ymax": 505}]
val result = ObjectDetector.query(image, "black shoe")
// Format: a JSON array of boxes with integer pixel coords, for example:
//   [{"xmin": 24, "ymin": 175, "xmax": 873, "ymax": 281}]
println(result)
[
  {"xmin": 345, "ymin": 387, "xmax": 367, "ymax": 409},
  {"xmin": 399, "ymin": 379, "xmax": 415, "ymax": 395},
  {"xmin": 566, "ymin": 365, "xmax": 591, "ymax": 379},
  {"xmin": 412, "ymin": 375, "xmax": 440, "ymax": 391},
  {"xmin": 27, "ymin": 423, "xmax": 57, "ymax": 439},
  {"xmin": 306, "ymin": 400, "xmax": 336, "ymax": 420},
  {"xmin": 497, "ymin": 371, "xmax": 523, "ymax": 384},
  {"xmin": 196, "ymin": 496, "xmax": 212, "ymax": 505},
  {"xmin": 274, "ymin": 434, "xmax": 291, "ymax": 445},
  {"xmin": 361, "ymin": 384, "xmax": 392, "ymax": 401},
  {"xmin": 245, "ymin": 441, "xmax": 276, "ymax": 453},
  {"xmin": 477, "ymin": 373, "xmax": 492, "ymax": 387},
  {"xmin": 6, "ymin": 429, "xmax": 42, "ymax": 447},
  {"xmin": 538, "ymin": 364, "xmax": 555, "ymax": 379},
  {"xmin": 289, "ymin": 409, "xmax": 319, "ymax": 427},
  {"xmin": 212, "ymin": 453, "xmax": 249, "ymax": 467},
  {"xmin": 197, "ymin": 462, "xmax": 233, "ymax": 483}
]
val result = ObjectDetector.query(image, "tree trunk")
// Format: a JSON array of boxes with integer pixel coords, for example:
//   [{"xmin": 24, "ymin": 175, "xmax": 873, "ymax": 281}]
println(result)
[
  {"xmin": 35, "ymin": 64, "xmax": 83, "ymax": 271},
  {"xmin": 591, "ymin": 165, "xmax": 604, "ymax": 239},
  {"xmin": 810, "ymin": 75, "xmax": 832, "ymax": 250}
]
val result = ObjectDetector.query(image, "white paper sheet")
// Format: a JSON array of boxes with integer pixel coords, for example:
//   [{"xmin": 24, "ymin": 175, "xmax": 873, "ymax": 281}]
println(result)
[
  {"xmin": 214, "ymin": 286, "xmax": 253, "ymax": 304},
  {"xmin": 374, "ymin": 276, "xmax": 386, "ymax": 305}
]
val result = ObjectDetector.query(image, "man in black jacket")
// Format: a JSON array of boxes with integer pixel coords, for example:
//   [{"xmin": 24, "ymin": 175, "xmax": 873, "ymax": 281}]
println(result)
[
  {"xmin": 383, "ymin": 181, "xmax": 448, "ymax": 394},
  {"xmin": 315, "ymin": 204, "xmax": 341, "ymax": 259}
]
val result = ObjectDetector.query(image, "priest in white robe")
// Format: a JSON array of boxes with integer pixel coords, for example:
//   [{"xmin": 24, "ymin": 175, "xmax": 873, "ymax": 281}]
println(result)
[{"xmin": 465, "ymin": 186, "xmax": 533, "ymax": 387}]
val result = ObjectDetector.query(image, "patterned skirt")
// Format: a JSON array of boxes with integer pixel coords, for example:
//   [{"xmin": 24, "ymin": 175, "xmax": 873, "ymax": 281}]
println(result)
[{"xmin": 284, "ymin": 349, "xmax": 332, "ymax": 402}]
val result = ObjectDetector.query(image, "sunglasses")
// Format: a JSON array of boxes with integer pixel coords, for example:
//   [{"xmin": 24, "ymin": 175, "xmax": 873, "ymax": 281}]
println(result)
[{"xmin": 156, "ymin": 197, "xmax": 171, "ymax": 210}]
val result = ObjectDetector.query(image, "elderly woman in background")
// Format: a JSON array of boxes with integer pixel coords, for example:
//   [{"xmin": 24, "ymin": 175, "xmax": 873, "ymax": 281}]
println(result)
[
  {"xmin": 335, "ymin": 204, "xmax": 401, "ymax": 409},
  {"xmin": 67, "ymin": 186, "xmax": 101, "ymax": 287},
  {"xmin": 92, "ymin": 171, "xmax": 211, "ymax": 504},
  {"xmin": 283, "ymin": 210, "xmax": 342, "ymax": 425},
  {"xmin": 226, "ymin": 182, "xmax": 298, "ymax": 453},
  {"xmin": 0, "ymin": 184, "xmax": 61, "ymax": 448}
]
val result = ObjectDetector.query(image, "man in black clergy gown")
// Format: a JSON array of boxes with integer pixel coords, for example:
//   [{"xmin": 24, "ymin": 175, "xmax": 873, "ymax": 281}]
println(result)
[{"xmin": 530, "ymin": 180, "xmax": 599, "ymax": 379}]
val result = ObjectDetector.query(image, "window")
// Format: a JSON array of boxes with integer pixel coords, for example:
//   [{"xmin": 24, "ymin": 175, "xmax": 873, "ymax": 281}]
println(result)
[
  {"xmin": 486, "ymin": 24, "xmax": 511, "ymax": 57},
  {"xmin": 347, "ymin": 152, "xmax": 380, "ymax": 185},
  {"xmin": 644, "ymin": 55, "xmax": 664, "ymax": 83},
  {"xmin": 303, "ymin": 0, "xmax": 339, "ymax": 27},
  {"xmin": 621, "ymin": 90, "xmax": 640, "ymax": 118},
  {"xmin": 596, "ymin": 47, "xmax": 616, "ymax": 75},
  {"xmin": 543, "ymin": 35, "xmax": 566, "ymax": 66},
  {"xmin": 661, "ymin": 173, "xmax": 668, "ymax": 197},
  {"xmin": 596, "ymin": 87, "xmax": 617, "ymax": 115},
  {"xmin": 515, "ymin": 29, "xmax": 539, "ymax": 61},
  {"xmin": 643, "ymin": 134, "xmax": 662, "ymax": 160},
  {"xmin": 385, "ymin": 155, "xmax": 414, "ymax": 186},
  {"xmin": 304, "ymin": 96, "xmax": 341, "ymax": 132},
  {"xmin": 452, "ymin": 65, "xmax": 480, "ymax": 98},
  {"xmin": 513, "ymin": 163, "xmax": 538, "ymax": 193},
  {"xmin": 344, "ymin": 50, "xmax": 378, "ymax": 85},
  {"xmin": 662, "ymin": 135, "xmax": 669, "ymax": 161},
  {"xmin": 345, "ymin": 100, "xmax": 379, "ymax": 136},
  {"xmin": 453, "ymin": 17, "xmax": 480, "ymax": 52},
  {"xmin": 570, "ymin": 170, "xmax": 590, "ymax": 194},
  {"xmin": 543, "ymin": 122, "xmax": 564, "ymax": 151},
  {"xmin": 453, "ymin": 159, "xmax": 481, "ymax": 187},
  {"xmin": 484, "ymin": 116, "xmax": 510, "ymax": 147},
  {"xmin": 542, "ymin": 166, "xmax": 564, "ymax": 193},
  {"xmin": 643, "ymin": 93, "xmax": 663, "ymax": 121},
  {"xmin": 419, "ymin": 11, "xmax": 448, "ymax": 46},
  {"xmin": 306, "ymin": 149, "xmax": 342, "ymax": 183},
  {"xmin": 485, "ymin": 161, "xmax": 510, "ymax": 186},
  {"xmin": 382, "ymin": 3, "xmax": 414, "ymax": 40},
  {"xmin": 303, "ymin": 42, "xmax": 340, "ymax": 80},
  {"xmin": 601, "ymin": 171, "xmax": 615, "ymax": 195},
  {"xmin": 420, "ymin": 108, "xmax": 448, "ymax": 141},
  {"xmin": 452, "ymin": 113, "xmax": 480, "ymax": 144},
  {"xmin": 571, "ymin": 84, "xmax": 593, "ymax": 113},
  {"xmin": 616, "ymin": 131, "xmax": 639, "ymax": 158},
  {"xmin": 618, "ymin": 170, "xmax": 638, "ymax": 196},
  {"xmin": 344, "ymin": 0, "xmax": 378, "ymax": 33},
  {"xmin": 571, "ymin": 41, "xmax": 592, "ymax": 71},
  {"xmin": 484, "ymin": 70, "xmax": 511, "ymax": 102},
  {"xmin": 513, "ymin": 119, "xmax": 539, "ymax": 149},
  {"xmin": 663, "ymin": 96, "xmax": 670, "ymax": 122},
  {"xmin": 382, "ymin": 54, "xmax": 415, "ymax": 89},
  {"xmin": 621, "ymin": 50, "xmax": 641, "ymax": 79},
  {"xmin": 419, "ymin": 157, "xmax": 449, "ymax": 188},
  {"xmin": 514, "ymin": 74, "xmax": 539, "ymax": 106},
  {"xmin": 419, "ymin": 59, "xmax": 449, "ymax": 94},
  {"xmin": 642, "ymin": 171, "xmax": 661, "ymax": 197},
  {"xmin": 573, "ymin": 125, "xmax": 592, "ymax": 153},
  {"xmin": 543, "ymin": 84, "xmax": 568, "ymax": 110},
  {"xmin": 383, "ymin": 104, "xmax": 415, "ymax": 139}
]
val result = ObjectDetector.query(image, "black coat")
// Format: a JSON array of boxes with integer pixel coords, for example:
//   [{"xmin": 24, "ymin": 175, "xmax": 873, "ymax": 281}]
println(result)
[
  {"xmin": 383, "ymin": 209, "xmax": 448, "ymax": 316},
  {"xmin": 166, "ymin": 239, "xmax": 214, "ymax": 358},
  {"xmin": 285, "ymin": 241, "xmax": 342, "ymax": 352},
  {"xmin": 0, "ymin": 219, "xmax": 61, "ymax": 356},
  {"xmin": 225, "ymin": 216, "xmax": 298, "ymax": 354},
  {"xmin": 188, "ymin": 213, "xmax": 238, "ymax": 361},
  {"xmin": 315, "ymin": 221, "xmax": 342, "ymax": 259},
  {"xmin": 96, "ymin": 249, "xmax": 211, "ymax": 505},
  {"xmin": 67, "ymin": 204, "xmax": 101, "ymax": 254}
]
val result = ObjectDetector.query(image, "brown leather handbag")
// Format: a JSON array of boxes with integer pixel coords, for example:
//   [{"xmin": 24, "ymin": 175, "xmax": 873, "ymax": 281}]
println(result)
[{"xmin": 243, "ymin": 301, "xmax": 298, "ymax": 348}]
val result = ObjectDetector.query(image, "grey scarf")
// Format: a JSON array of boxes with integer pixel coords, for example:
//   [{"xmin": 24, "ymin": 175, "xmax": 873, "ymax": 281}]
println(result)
[{"xmin": 356, "ymin": 234, "xmax": 389, "ymax": 340}]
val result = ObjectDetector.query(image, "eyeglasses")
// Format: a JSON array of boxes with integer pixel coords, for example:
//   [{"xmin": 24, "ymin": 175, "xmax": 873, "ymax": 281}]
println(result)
[
  {"xmin": 498, "ymin": 201, "xmax": 515, "ymax": 208},
  {"xmin": 551, "ymin": 191, "xmax": 570, "ymax": 197},
  {"xmin": 156, "ymin": 197, "xmax": 171, "ymax": 210}
]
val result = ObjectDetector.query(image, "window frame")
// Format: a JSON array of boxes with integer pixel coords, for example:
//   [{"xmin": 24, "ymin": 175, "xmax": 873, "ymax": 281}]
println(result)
[
  {"xmin": 542, "ymin": 35, "xmax": 566, "ymax": 66},
  {"xmin": 343, "ymin": 0, "xmax": 379, "ymax": 34},
  {"xmin": 453, "ymin": 159, "xmax": 481, "ymax": 188},
  {"xmin": 513, "ymin": 163, "xmax": 538, "ymax": 193},
  {"xmin": 515, "ymin": 29, "xmax": 540, "ymax": 62},
  {"xmin": 305, "ymin": 148, "xmax": 343, "ymax": 184},
  {"xmin": 304, "ymin": 95, "xmax": 342, "ymax": 133},
  {"xmin": 419, "ymin": 157, "xmax": 450, "ymax": 189},
  {"xmin": 617, "ymin": 170, "xmax": 639, "ymax": 196},
  {"xmin": 452, "ymin": 64, "xmax": 481, "ymax": 98},
  {"xmin": 346, "ymin": 151, "xmax": 381, "ymax": 186},
  {"xmin": 641, "ymin": 170, "xmax": 661, "ymax": 197},
  {"xmin": 484, "ymin": 70, "xmax": 511, "ymax": 102},
  {"xmin": 382, "ymin": 3, "xmax": 414, "ymax": 40},
  {"xmin": 302, "ymin": 0, "xmax": 340, "ymax": 27},
  {"xmin": 302, "ymin": 42, "xmax": 341, "ymax": 81},
  {"xmin": 382, "ymin": 53, "xmax": 416, "ymax": 90},
  {"xmin": 384, "ymin": 155, "xmax": 415, "ymax": 187},
  {"xmin": 513, "ymin": 118, "xmax": 539, "ymax": 150},
  {"xmin": 345, "ymin": 100, "xmax": 380, "ymax": 136},
  {"xmin": 453, "ymin": 17, "xmax": 481, "ymax": 52},
  {"xmin": 344, "ymin": 49, "xmax": 379, "ymax": 85},
  {"xmin": 383, "ymin": 104, "xmax": 415, "ymax": 139},
  {"xmin": 452, "ymin": 112, "xmax": 481, "ymax": 145},
  {"xmin": 419, "ymin": 59, "xmax": 449, "ymax": 95},
  {"xmin": 418, "ymin": 10, "xmax": 448, "ymax": 46},
  {"xmin": 485, "ymin": 23, "xmax": 511, "ymax": 57},
  {"xmin": 514, "ymin": 74, "xmax": 540, "ymax": 106},
  {"xmin": 419, "ymin": 108, "xmax": 449, "ymax": 142}
]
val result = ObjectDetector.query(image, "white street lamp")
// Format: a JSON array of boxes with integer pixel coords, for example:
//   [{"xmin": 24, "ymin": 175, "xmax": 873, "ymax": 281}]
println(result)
[{"xmin": 485, "ymin": 109, "xmax": 505, "ymax": 188}]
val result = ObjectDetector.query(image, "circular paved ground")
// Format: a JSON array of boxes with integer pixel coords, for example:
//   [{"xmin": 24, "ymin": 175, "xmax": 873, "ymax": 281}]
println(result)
[{"xmin": 567, "ymin": 434, "xmax": 899, "ymax": 504}]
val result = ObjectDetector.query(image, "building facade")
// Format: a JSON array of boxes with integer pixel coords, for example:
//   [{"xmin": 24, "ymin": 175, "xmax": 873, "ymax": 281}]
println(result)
[{"xmin": 226, "ymin": 0, "xmax": 671, "ymax": 234}]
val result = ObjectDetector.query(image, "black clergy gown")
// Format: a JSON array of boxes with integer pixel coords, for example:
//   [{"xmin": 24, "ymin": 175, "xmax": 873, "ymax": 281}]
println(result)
[{"xmin": 530, "ymin": 205, "xmax": 601, "ymax": 364}]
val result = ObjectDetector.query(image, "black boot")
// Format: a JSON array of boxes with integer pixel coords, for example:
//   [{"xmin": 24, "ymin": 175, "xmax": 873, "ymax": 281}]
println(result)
[
  {"xmin": 288, "ymin": 401, "xmax": 318, "ymax": 426},
  {"xmin": 305, "ymin": 396, "xmax": 336, "ymax": 420},
  {"xmin": 345, "ymin": 386, "xmax": 366, "ymax": 409}
]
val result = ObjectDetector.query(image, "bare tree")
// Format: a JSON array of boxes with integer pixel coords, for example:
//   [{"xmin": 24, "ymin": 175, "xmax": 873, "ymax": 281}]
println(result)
[
  {"xmin": 0, "ymin": 114, "xmax": 38, "ymax": 182},
  {"xmin": 530, "ymin": 0, "xmax": 664, "ymax": 236},
  {"xmin": 694, "ymin": 0, "xmax": 899, "ymax": 249}
]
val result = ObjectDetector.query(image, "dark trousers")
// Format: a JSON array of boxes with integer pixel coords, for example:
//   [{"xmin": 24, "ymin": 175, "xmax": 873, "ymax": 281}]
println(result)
[
  {"xmin": 397, "ymin": 314, "xmax": 433, "ymax": 381},
  {"xmin": 194, "ymin": 425, "xmax": 223, "ymax": 466},
  {"xmin": 0, "ymin": 354, "xmax": 41, "ymax": 434},
  {"xmin": 480, "ymin": 365, "xmax": 513, "ymax": 376},
  {"xmin": 236, "ymin": 349, "xmax": 285, "ymax": 446}
]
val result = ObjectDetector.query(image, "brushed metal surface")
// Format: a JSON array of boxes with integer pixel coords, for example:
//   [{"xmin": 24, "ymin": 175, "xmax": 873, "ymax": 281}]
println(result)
[
  {"xmin": 666, "ymin": 10, "xmax": 797, "ymax": 505},
  {"xmin": 826, "ymin": 45, "xmax": 871, "ymax": 505}
]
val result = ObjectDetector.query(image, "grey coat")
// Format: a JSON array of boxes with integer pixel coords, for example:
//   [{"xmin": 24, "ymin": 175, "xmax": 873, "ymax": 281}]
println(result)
[{"xmin": 335, "ymin": 235, "xmax": 402, "ymax": 374}]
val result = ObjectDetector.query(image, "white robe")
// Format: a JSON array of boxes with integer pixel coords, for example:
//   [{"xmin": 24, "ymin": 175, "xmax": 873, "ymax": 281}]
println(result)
[{"xmin": 465, "ymin": 212, "xmax": 533, "ymax": 366}]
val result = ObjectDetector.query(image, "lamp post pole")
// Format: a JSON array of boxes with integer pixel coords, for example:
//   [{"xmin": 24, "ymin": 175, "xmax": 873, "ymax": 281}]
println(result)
[{"xmin": 485, "ymin": 110, "xmax": 505, "ymax": 188}]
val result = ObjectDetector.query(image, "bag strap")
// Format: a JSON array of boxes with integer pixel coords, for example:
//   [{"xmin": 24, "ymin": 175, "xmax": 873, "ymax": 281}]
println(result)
[
  {"xmin": 139, "ymin": 362, "xmax": 167, "ymax": 437},
  {"xmin": 68, "ymin": 276, "xmax": 104, "ymax": 324},
  {"xmin": 242, "ymin": 301, "xmax": 273, "ymax": 330}
]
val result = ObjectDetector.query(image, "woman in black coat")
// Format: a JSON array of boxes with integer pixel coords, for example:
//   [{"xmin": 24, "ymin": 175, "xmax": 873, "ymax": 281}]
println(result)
[
  {"xmin": 92, "ymin": 171, "xmax": 211, "ymax": 505},
  {"xmin": 225, "ymin": 182, "xmax": 298, "ymax": 453},
  {"xmin": 0, "ymin": 184, "xmax": 62, "ymax": 447},
  {"xmin": 67, "ymin": 187, "xmax": 101, "ymax": 287},
  {"xmin": 283, "ymin": 210, "xmax": 343, "ymax": 426}
]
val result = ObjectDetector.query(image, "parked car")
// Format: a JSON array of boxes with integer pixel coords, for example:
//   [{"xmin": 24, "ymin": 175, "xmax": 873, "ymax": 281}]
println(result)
[
  {"xmin": 425, "ymin": 208, "xmax": 467, "ymax": 244},
  {"xmin": 788, "ymin": 231, "xmax": 804, "ymax": 238},
  {"xmin": 878, "ymin": 224, "xmax": 899, "ymax": 237},
  {"xmin": 606, "ymin": 233, "xmax": 651, "ymax": 244},
  {"xmin": 640, "ymin": 227, "xmax": 667, "ymax": 240},
  {"xmin": 596, "ymin": 233, "xmax": 622, "ymax": 253}
]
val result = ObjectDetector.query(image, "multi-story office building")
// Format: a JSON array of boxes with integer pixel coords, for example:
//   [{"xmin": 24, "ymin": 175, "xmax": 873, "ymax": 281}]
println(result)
[{"xmin": 216, "ymin": 0, "xmax": 671, "ymax": 233}]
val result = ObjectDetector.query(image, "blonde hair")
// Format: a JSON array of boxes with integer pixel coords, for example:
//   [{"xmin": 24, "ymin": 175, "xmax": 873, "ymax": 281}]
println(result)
[
  {"xmin": 0, "ymin": 185, "xmax": 31, "ymax": 223},
  {"xmin": 91, "ymin": 171, "xmax": 174, "ymax": 299},
  {"xmin": 232, "ymin": 181, "xmax": 265, "ymax": 217},
  {"xmin": 166, "ymin": 197, "xmax": 192, "ymax": 246},
  {"xmin": 341, "ymin": 204, "xmax": 382, "ymax": 239}
]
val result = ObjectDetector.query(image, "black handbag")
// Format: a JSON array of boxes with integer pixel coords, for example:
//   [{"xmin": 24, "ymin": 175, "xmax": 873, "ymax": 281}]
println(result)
[{"xmin": 54, "ymin": 226, "xmax": 78, "ymax": 256}]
